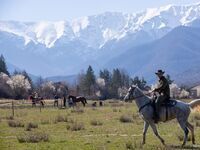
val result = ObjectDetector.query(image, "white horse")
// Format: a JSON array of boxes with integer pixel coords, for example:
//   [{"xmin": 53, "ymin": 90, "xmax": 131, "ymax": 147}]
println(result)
[{"xmin": 124, "ymin": 85, "xmax": 200, "ymax": 146}]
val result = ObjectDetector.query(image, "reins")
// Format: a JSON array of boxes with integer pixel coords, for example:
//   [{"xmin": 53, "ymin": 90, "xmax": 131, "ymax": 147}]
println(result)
[
  {"xmin": 130, "ymin": 90, "xmax": 154, "ymax": 113},
  {"xmin": 132, "ymin": 91, "xmax": 154, "ymax": 99}
]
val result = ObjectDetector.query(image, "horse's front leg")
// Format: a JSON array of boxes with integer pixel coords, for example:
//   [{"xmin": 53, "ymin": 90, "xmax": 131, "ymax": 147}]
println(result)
[
  {"xmin": 149, "ymin": 122, "xmax": 165, "ymax": 145},
  {"xmin": 81, "ymin": 101, "xmax": 85, "ymax": 107},
  {"xmin": 142, "ymin": 121, "xmax": 149, "ymax": 145}
]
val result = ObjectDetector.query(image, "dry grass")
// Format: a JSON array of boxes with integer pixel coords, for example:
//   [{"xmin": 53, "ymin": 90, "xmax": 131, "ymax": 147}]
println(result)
[
  {"xmin": 176, "ymin": 132, "xmax": 191, "ymax": 142},
  {"xmin": 71, "ymin": 108, "xmax": 84, "ymax": 113},
  {"xmin": 40, "ymin": 119, "xmax": 51, "ymax": 125},
  {"xmin": 195, "ymin": 121, "xmax": 200, "ymax": 127},
  {"xmin": 194, "ymin": 106, "xmax": 200, "ymax": 112}
]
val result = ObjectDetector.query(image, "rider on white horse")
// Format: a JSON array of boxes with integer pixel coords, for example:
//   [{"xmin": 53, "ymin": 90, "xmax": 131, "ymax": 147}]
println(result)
[{"xmin": 153, "ymin": 70, "xmax": 170, "ymax": 123}]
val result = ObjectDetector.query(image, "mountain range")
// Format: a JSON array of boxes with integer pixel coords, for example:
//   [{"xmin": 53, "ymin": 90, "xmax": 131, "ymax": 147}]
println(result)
[{"xmin": 1, "ymin": 2, "xmax": 200, "ymax": 85}]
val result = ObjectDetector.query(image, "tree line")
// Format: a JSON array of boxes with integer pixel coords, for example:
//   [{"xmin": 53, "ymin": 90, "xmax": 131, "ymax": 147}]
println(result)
[
  {"xmin": 0, "ymin": 55, "xmax": 68, "ymax": 99},
  {"xmin": 76, "ymin": 65, "xmax": 149, "ymax": 99},
  {"xmin": 0, "ymin": 55, "xmax": 150, "ymax": 100}
]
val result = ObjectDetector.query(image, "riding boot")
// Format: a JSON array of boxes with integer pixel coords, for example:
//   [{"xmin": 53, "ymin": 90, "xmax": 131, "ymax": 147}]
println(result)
[{"xmin": 154, "ymin": 110, "xmax": 159, "ymax": 123}]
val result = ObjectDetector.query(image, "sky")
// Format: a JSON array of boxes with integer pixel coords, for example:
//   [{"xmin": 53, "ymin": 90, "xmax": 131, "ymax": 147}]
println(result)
[{"xmin": 0, "ymin": 0, "xmax": 200, "ymax": 22}]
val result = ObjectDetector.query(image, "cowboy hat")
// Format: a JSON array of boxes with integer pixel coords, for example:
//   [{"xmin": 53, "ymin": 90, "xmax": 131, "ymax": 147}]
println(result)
[{"xmin": 155, "ymin": 69, "xmax": 165, "ymax": 75}]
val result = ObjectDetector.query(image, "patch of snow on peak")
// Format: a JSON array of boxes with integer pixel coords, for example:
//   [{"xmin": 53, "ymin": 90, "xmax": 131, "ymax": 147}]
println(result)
[{"xmin": 33, "ymin": 21, "xmax": 65, "ymax": 48}]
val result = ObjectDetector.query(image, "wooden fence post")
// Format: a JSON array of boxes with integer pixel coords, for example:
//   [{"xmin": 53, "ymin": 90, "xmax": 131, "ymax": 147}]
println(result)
[
  {"xmin": 12, "ymin": 101, "xmax": 14, "ymax": 117},
  {"xmin": 40, "ymin": 102, "xmax": 42, "ymax": 112}
]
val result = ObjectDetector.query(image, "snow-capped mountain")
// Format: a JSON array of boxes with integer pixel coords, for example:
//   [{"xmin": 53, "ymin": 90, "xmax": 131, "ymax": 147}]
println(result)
[
  {"xmin": 1, "ymin": 2, "xmax": 200, "ymax": 78},
  {"xmin": 1, "ymin": 3, "xmax": 200, "ymax": 49}
]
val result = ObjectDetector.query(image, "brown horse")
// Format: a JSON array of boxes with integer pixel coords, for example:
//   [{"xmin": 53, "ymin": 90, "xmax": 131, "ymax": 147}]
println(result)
[
  {"xmin": 30, "ymin": 95, "xmax": 45, "ymax": 107},
  {"xmin": 68, "ymin": 95, "xmax": 87, "ymax": 107}
]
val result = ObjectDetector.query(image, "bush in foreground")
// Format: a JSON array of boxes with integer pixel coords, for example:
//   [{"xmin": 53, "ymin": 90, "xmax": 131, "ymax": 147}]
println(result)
[
  {"xmin": 90, "ymin": 119, "xmax": 103, "ymax": 126},
  {"xmin": 8, "ymin": 120, "xmax": 24, "ymax": 127},
  {"xmin": 66, "ymin": 122, "xmax": 85, "ymax": 131},
  {"xmin": 120, "ymin": 114, "xmax": 133, "ymax": 123},
  {"xmin": 17, "ymin": 132, "xmax": 49, "ymax": 143},
  {"xmin": 55, "ymin": 115, "xmax": 68, "ymax": 123},
  {"xmin": 25, "ymin": 122, "xmax": 38, "ymax": 131}
]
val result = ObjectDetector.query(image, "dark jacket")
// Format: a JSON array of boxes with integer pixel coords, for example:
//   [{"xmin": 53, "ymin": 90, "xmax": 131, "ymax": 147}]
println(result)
[{"xmin": 155, "ymin": 76, "xmax": 170, "ymax": 99}]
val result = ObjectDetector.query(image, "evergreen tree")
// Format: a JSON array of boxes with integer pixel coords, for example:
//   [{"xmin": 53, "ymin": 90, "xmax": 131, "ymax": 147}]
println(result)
[
  {"xmin": 110, "ymin": 69, "xmax": 122, "ymax": 98},
  {"xmin": 0, "ymin": 54, "xmax": 9, "ymax": 75},
  {"xmin": 99, "ymin": 69, "xmax": 111, "ymax": 99},
  {"xmin": 84, "ymin": 65, "xmax": 96, "ymax": 95},
  {"xmin": 99, "ymin": 69, "xmax": 111, "ymax": 85},
  {"xmin": 13, "ymin": 69, "xmax": 21, "ymax": 75},
  {"xmin": 131, "ymin": 76, "xmax": 147, "ymax": 90}
]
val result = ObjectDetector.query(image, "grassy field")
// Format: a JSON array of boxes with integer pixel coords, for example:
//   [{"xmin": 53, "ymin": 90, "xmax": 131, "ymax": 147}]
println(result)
[{"xmin": 0, "ymin": 100, "xmax": 200, "ymax": 150}]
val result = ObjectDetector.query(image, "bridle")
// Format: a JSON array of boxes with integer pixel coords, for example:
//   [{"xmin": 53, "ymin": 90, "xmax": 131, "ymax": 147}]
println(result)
[
  {"xmin": 128, "ymin": 86, "xmax": 154, "ymax": 99},
  {"xmin": 127, "ymin": 86, "xmax": 154, "ymax": 112}
]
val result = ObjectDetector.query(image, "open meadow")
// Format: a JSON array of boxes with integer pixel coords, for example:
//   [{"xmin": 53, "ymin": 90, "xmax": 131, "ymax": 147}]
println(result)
[{"xmin": 0, "ymin": 100, "xmax": 200, "ymax": 150}]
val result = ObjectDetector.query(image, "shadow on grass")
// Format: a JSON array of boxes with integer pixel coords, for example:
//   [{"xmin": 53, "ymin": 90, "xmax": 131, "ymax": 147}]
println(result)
[{"xmin": 167, "ymin": 145, "xmax": 200, "ymax": 149}]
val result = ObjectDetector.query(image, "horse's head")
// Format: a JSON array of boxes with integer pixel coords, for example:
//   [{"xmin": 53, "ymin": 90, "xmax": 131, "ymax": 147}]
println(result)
[{"xmin": 123, "ymin": 85, "xmax": 137, "ymax": 102}]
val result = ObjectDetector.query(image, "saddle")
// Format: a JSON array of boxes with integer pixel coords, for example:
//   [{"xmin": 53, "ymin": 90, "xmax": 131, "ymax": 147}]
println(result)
[
  {"xmin": 152, "ymin": 99, "xmax": 177, "ymax": 123},
  {"xmin": 161, "ymin": 100, "xmax": 177, "ymax": 107}
]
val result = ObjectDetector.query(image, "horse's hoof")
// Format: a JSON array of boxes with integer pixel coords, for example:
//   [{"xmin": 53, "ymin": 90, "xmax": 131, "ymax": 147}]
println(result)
[
  {"xmin": 181, "ymin": 143, "xmax": 185, "ymax": 147},
  {"xmin": 142, "ymin": 141, "xmax": 145, "ymax": 145},
  {"xmin": 161, "ymin": 140, "xmax": 165, "ymax": 146}
]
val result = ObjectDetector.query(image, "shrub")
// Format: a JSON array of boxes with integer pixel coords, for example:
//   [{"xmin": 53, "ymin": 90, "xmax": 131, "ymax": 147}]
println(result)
[
  {"xmin": 17, "ymin": 132, "xmax": 49, "ymax": 143},
  {"xmin": 8, "ymin": 120, "xmax": 24, "ymax": 127},
  {"xmin": 90, "ymin": 119, "xmax": 103, "ymax": 126},
  {"xmin": 6, "ymin": 116, "xmax": 14, "ymax": 120},
  {"xmin": 120, "ymin": 114, "xmax": 133, "ymax": 123},
  {"xmin": 126, "ymin": 141, "xmax": 134, "ymax": 150},
  {"xmin": 113, "ymin": 108, "xmax": 122, "ymax": 112},
  {"xmin": 67, "ymin": 122, "xmax": 85, "ymax": 131},
  {"xmin": 55, "ymin": 115, "xmax": 68, "ymax": 123},
  {"xmin": 25, "ymin": 122, "xmax": 38, "ymax": 131}
]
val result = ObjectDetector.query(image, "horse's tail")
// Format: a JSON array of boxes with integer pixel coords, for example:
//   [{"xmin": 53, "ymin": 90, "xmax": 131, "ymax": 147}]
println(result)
[{"xmin": 188, "ymin": 99, "xmax": 200, "ymax": 109}]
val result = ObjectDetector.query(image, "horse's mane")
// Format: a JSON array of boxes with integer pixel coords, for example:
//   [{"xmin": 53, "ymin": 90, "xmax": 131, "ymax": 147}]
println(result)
[
  {"xmin": 68, "ymin": 95, "xmax": 76, "ymax": 99},
  {"xmin": 135, "ymin": 87, "xmax": 152, "ymax": 102}
]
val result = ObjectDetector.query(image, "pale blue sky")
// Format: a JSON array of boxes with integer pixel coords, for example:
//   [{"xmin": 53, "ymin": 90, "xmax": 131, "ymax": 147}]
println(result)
[{"xmin": 0, "ymin": 0, "xmax": 199, "ymax": 21}]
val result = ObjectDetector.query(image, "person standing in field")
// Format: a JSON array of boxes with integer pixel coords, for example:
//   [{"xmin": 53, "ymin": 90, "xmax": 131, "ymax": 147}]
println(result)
[{"xmin": 54, "ymin": 94, "xmax": 59, "ymax": 107}]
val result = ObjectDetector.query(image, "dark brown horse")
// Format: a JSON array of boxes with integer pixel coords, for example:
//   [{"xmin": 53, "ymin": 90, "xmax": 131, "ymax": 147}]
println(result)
[
  {"xmin": 29, "ymin": 95, "xmax": 45, "ymax": 107},
  {"xmin": 68, "ymin": 95, "xmax": 87, "ymax": 107}
]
